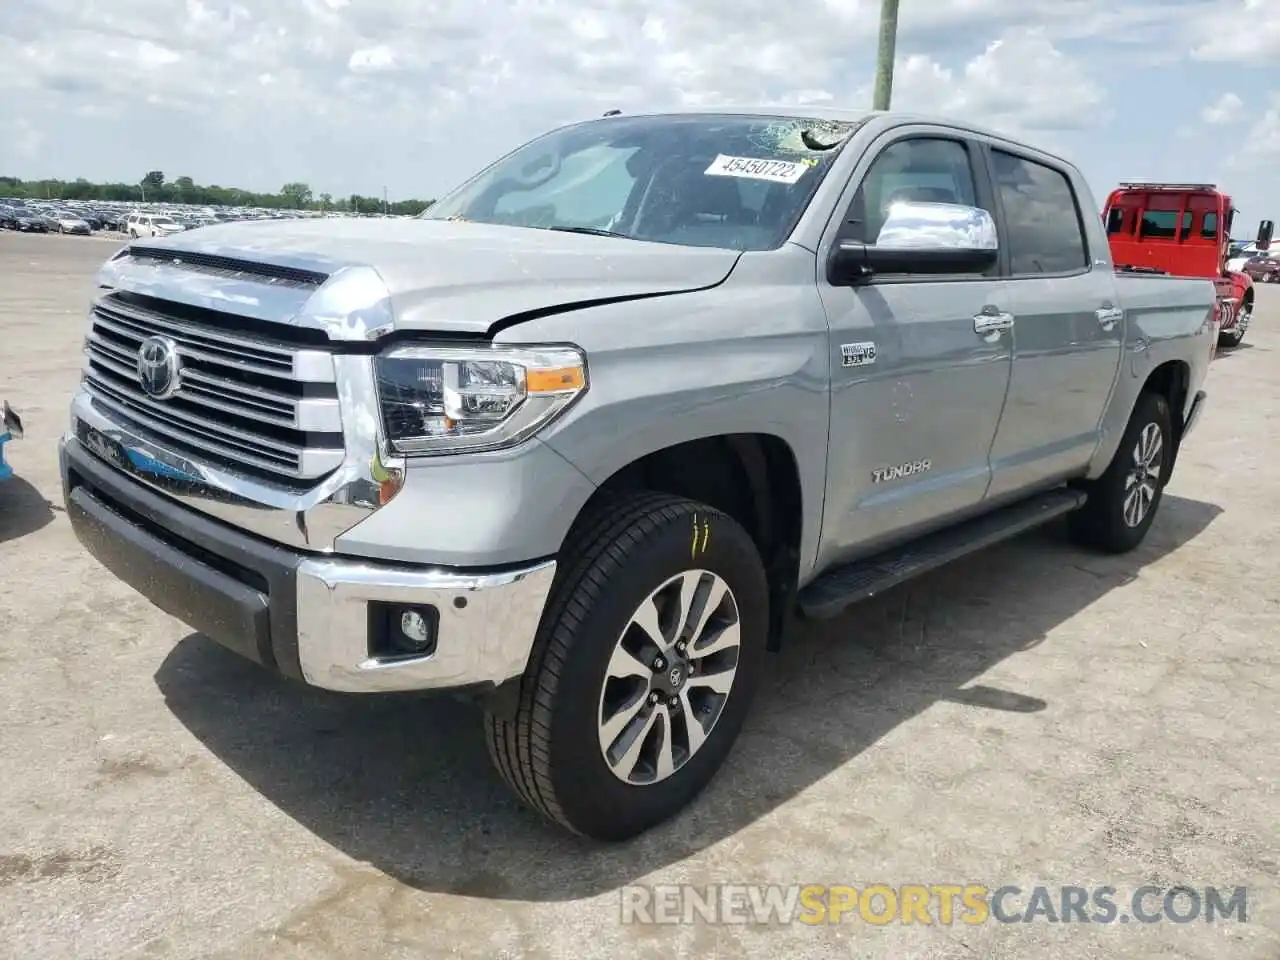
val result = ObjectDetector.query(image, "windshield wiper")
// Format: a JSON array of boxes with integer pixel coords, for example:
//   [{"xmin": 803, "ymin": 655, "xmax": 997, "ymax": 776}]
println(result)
[{"xmin": 545, "ymin": 225, "xmax": 632, "ymax": 239}]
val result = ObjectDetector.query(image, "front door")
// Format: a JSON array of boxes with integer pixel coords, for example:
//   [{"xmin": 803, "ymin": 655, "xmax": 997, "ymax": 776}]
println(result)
[
  {"xmin": 815, "ymin": 132, "xmax": 1014, "ymax": 566},
  {"xmin": 982, "ymin": 145, "xmax": 1125, "ymax": 500}
]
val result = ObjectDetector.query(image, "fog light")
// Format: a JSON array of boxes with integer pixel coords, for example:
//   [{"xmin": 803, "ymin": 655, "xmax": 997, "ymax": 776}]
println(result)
[
  {"xmin": 368, "ymin": 602, "xmax": 439, "ymax": 659},
  {"xmin": 400, "ymin": 610, "xmax": 431, "ymax": 647}
]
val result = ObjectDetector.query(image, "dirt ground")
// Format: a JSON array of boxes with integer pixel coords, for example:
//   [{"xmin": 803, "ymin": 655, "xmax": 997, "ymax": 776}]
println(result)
[{"xmin": 0, "ymin": 230, "xmax": 1276, "ymax": 960}]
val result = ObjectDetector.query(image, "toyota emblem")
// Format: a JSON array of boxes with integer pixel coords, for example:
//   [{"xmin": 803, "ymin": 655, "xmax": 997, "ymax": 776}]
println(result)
[
  {"xmin": 668, "ymin": 667, "xmax": 683, "ymax": 686},
  {"xmin": 136, "ymin": 335, "xmax": 181, "ymax": 399}
]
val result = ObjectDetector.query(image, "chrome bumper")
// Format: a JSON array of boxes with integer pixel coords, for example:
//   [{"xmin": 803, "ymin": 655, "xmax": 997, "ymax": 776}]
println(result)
[
  {"xmin": 61, "ymin": 433, "xmax": 555, "ymax": 695},
  {"xmin": 295, "ymin": 557, "xmax": 555, "ymax": 693}
]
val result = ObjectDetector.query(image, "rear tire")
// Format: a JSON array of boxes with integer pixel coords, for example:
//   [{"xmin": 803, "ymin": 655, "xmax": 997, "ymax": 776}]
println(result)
[
  {"xmin": 1068, "ymin": 390, "xmax": 1172, "ymax": 554},
  {"xmin": 484, "ymin": 492, "xmax": 769, "ymax": 841}
]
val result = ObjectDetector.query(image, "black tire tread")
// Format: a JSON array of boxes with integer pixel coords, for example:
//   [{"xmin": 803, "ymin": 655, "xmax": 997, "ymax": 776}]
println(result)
[
  {"xmin": 1068, "ymin": 389, "xmax": 1170, "ymax": 554},
  {"xmin": 483, "ymin": 491, "xmax": 723, "ymax": 835}
]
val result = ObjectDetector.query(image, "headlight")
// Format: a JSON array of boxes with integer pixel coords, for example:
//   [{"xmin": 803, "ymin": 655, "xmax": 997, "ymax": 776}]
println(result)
[{"xmin": 374, "ymin": 344, "xmax": 587, "ymax": 455}]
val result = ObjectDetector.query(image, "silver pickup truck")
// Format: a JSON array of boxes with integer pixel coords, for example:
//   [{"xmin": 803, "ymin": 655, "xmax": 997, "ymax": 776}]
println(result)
[{"xmin": 60, "ymin": 108, "xmax": 1215, "ymax": 841}]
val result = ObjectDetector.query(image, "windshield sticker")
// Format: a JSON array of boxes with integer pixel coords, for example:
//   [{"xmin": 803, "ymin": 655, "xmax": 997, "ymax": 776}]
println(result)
[{"xmin": 705, "ymin": 154, "xmax": 812, "ymax": 184}]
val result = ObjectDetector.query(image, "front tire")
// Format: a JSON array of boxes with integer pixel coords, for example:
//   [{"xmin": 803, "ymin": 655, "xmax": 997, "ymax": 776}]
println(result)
[
  {"xmin": 1219, "ymin": 299, "xmax": 1250, "ymax": 347},
  {"xmin": 1068, "ymin": 390, "xmax": 1172, "ymax": 554},
  {"xmin": 1219, "ymin": 328, "xmax": 1245, "ymax": 347},
  {"xmin": 484, "ymin": 492, "xmax": 769, "ymax": 841}
]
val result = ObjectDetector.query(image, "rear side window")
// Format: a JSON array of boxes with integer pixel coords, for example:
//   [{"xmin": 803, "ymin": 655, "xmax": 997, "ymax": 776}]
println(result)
[
  {"xmin": 1201, "ymin": 212, "xmax": 1218, "ymax": 239},
  {"xmin": 990, "ymin": 150, "xmax": 1089, "ymax": 275}
]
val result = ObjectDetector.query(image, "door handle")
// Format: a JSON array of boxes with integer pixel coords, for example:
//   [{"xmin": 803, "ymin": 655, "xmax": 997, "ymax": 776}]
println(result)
[
  {"xmin": 973, "ymin": 311, "xmax": 1015, "ymax": 335},
  {"xmin": 1096, "ymin": 306, "xmax": 1124, "ymax": 331}
]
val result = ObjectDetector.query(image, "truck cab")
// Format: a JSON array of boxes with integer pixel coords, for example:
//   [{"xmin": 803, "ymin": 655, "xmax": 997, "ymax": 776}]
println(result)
[{"xmin": 1102, "ymin": 182, "xmax": 1258, "ymax": 347}]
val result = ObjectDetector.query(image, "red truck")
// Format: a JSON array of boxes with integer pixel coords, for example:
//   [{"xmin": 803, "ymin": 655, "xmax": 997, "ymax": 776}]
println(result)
[{"xmin": 1102, "ymin": 182, "xmax": 1270, "ymax": 349}]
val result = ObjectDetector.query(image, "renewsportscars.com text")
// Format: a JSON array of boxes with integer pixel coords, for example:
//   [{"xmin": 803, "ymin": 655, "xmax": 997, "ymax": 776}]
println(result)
[{"xmin": 619, "ymin": 883, "xmax": 1249, "ymax": 926}]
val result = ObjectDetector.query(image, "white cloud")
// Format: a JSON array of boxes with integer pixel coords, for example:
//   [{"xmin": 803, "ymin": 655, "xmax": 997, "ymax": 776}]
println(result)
[
  {"xmin": 1229, "ymin": 93, "xmax": 1280, "ymax": 169},
  {"xmin": 1201, "ymin": 92, "xmax": 1245, "ymax": 124},
  {"xmin": 1190, "ymin": 0, "xmax": 1280, "ymax": 63},
  {"xmin": 888, "ymin": 27, "xmax": 1107, "ymax": 137},
  {"xmin": 0, "ymin": 0, "xmax": 1272, "ymax": 223},
  {"xmin": 348, "ymin": 44, "xmax": 397, "ymax": 73}
]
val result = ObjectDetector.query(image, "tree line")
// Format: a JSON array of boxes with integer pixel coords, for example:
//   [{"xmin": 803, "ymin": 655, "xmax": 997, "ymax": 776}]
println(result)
[{"xmin": 0, "ymin": 171, "xmax": 435, "ymax": 216}]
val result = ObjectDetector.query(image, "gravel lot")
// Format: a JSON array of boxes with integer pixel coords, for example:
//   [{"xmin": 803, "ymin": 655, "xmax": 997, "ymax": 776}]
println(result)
[{"xmin": 1, "ymin": 230, "xmax": 1277, "ymax": 960}]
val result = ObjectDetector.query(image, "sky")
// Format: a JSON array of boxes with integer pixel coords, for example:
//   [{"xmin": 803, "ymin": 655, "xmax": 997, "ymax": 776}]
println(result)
[{"xmin": 2, "ymin": 0, "xmax": 1279, "ymax": 234}]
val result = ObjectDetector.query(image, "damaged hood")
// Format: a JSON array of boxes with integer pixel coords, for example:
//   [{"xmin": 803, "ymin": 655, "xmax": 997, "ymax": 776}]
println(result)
[{"xmin": 99, "ymin": 217, "xmax": 742, "ymax": 338}]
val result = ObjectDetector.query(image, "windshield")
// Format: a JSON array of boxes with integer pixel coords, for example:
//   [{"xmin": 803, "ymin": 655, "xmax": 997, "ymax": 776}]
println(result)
[
  {"xmin": 153, "ymin": 217, "xmax": 177, "ymax": 225},
  {"xmin": 422, "ymin": 113, "xmax": 865, "ymax": 251}
]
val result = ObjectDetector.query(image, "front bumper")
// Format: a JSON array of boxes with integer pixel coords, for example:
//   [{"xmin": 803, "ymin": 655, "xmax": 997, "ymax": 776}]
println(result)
[{"xmin": 60, "ymin": 435, "xmax": 556, "ymax": 694}]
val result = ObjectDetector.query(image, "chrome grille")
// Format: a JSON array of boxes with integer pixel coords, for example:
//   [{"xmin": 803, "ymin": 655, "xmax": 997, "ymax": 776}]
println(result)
[{"xmin": 82, "ymin": 293, "xmax": 344, "ymax": 485}]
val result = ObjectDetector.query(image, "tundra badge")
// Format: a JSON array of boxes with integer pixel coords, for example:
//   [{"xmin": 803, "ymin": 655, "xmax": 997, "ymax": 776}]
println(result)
[{"xmin": 872, "ymin": 459, "xmax": 931, "ymax": 483}]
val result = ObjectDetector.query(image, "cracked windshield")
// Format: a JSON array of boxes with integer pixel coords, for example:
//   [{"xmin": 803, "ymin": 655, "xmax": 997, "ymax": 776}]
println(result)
[{"xmin": 423, "ymin": 114, "xmax": 863, "ymax": 250}]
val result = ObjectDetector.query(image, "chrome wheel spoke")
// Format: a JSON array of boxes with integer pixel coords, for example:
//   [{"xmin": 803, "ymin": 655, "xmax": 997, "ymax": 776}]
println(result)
[
  {"xmin": 675, "ymin": 690, "xmax": 708, "ymax": 755},
  {"xmin": 653, "ymin": 714, "xmax": 676, "ymax": 780},
  {"xmin": 692, "ymin": 620, "xmax": 740, "ymax": 660},
  {"xmin": 599, "ymin": 691, "xmax": 649, "ymax": 753},
  {"xmin": 630, "ymin": 596, "xmax": 666, "ymax": 648},
  {"xmin": 688, "ymin": 666, "xmax": 735, "ymax": 696},
  {"xmin": 679, "ymin": 573, "xmax": 727, "ymax": 650},
  {"xmin": 607, "ymin": 642, "xmax": 652, "ymax": 683},
  {"xmin": 613, "ymin": 708, "xmax": 660, "ymax": 781},
  {"xmin": 1148, "ymin": 433, "xmax": 1163, "ymax": 466},
  {"xmin": 1123, "ymin": 488, "xmax": 1140, "ymax": 526}
]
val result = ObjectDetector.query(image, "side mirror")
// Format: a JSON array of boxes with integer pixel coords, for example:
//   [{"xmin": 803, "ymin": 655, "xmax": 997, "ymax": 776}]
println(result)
[
  {"xmin": 827, "ymin": 201, "xmax": 1000, "ymax": 285},
  {"xmin": 1257, "ymin": 219, "xmax": 1274, "ymax": 251}
]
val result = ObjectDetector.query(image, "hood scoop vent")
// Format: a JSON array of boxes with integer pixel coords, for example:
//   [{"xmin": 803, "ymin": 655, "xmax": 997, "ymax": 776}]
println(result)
[{"xmin": 124, "ymin": 246, "xmax": 330, "ymax": 289}]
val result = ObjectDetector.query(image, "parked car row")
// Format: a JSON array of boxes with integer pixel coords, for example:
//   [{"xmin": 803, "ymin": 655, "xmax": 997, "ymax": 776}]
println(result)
[
  {"xmin": 1, "ymin": 200, "xmax": 102, "ymax": 235},
  {"xmin": 0, "ymin": 196, "xmax": 414, "ymax": 239}
]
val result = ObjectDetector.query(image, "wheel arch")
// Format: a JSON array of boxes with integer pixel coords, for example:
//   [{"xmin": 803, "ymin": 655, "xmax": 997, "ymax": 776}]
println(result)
[
  {"xmin": 564, "ymin": 432, "xmax": 805, "ymax": 652},
  {"xmin": 1141, "ymin": 359, "xmax": 1191, "ymax": 467}
]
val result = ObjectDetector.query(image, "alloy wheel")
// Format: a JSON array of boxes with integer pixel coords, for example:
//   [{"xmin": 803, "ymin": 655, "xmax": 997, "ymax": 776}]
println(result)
[
  {"xmin": 1123, "ymin": 422, "xmax": 1163, "ymax": 527},
  {"xmin": 596, "ymin": 569, "xmax": 741, "ymax": 785}
]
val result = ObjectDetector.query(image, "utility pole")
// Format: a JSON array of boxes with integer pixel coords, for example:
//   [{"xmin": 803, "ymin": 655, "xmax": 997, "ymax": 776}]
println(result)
[{"xmin": 872, "ymin": 0, "xmax": 900, "ymax": 111}]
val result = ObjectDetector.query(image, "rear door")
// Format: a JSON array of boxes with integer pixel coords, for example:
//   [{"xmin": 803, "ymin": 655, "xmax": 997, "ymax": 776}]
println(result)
[
  {"xmin": 814, "ymin": 128, "xmax": 1014, "ymax": 562},
  {"xmin": 983, "ymin": 144, "xmax": 1125, "ymax": 500}
]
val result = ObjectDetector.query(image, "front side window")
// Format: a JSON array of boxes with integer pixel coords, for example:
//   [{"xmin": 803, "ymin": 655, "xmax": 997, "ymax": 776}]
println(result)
[
  {"xmin": 990, "ymin": 150, "xmax": 1089, "ymax": 275},
  {"xmin": 841, "ymin": 137, "xmax": 983, "ymax": 245},
  {"xmin": 423, "ymin": 113, "xmax": 867, "ymax": 251}
]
